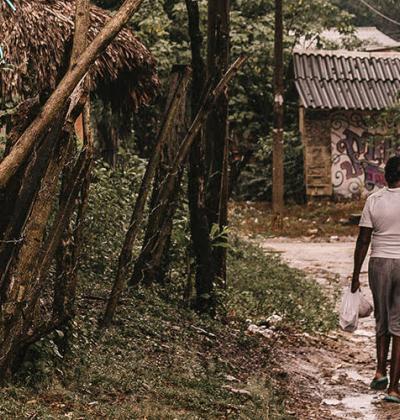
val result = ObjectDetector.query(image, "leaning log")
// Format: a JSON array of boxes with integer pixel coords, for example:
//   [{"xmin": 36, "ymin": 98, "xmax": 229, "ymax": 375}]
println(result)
[
  {"xmin": 0, "ymin": 0, "xmax": 145, "ymax": 189},
  {"xmin": 101, "ymin": 65, "xmax": 192, "ymax": 328}
]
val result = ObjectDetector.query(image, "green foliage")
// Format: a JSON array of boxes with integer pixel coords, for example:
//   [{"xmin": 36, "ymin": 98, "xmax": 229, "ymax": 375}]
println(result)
[
  {"xmin": 80, "ymin": 155, "xmax": 147, "ymax": 289},
  {"xmin": 131, "ymin": 2, "xmax": 353, "ymax": 129},
  {"xmin": 1, "ymin": 229, "xmax": 336, "ymax": 416},
  {"xmin": 228, "ymin": 1, "xmax": 353, "ymax": 200},
  {"xmin": 131, "ymin": 0, "xmax": 352, "ymax": 201},
  {"xmin": 0, "ymin": 152, "xmax": 338, "ymax": 415},
  {"xmin": 227, "ymin": 239, "xmax": 338, "ymax": 332},
  {"xmin": 210, "ymin": 223, "xmax": 232, "ymax": 250},
  {"xmin": 229, "ymin": 0, "xmax": 353, "ymax": 135},
  {"xmin": 91, "ymin": 0, "xmax": 355, "ymax": 200},
  {"xmin": 130, "ymin": 0, "xmax": 192, "ymax": 83},
  {"xmin": 1, "ymin": 272, "xmax": 288, "ymax": 418},
  {"xmin": 234, "ymin": 131, "xmax": 305, "ymax": 202},
  {"xmin": 333, "ymin": 0, "xmax": 400, "ymax": 35}
]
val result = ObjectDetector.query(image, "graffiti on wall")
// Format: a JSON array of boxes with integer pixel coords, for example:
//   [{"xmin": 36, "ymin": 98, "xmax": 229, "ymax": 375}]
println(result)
[{"xmin": 331, "ymin": 113, "xmax": 393, "ymax": 198}]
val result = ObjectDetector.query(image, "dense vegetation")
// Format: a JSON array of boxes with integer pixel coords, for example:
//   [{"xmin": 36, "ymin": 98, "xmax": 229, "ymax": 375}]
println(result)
[
  {"xmin": 333, "ymin": 0, "xmax": 400, "ymax": 38},
  {"xmin": 0, "ymin": 0, "xmax": 382, "ymax": 416},
  {"xmin": 95, "ymin": 0, "xmax": 354, "ymax": 202},
  {"xmin": 0, "ymin": 159, "xmax": 337, "ymax": 418}
]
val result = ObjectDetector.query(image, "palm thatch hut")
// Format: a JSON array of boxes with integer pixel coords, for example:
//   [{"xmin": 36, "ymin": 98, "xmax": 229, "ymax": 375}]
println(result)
[{"xmin": 0, "ymin": 0, "xmax": 159, "ymax": 112}]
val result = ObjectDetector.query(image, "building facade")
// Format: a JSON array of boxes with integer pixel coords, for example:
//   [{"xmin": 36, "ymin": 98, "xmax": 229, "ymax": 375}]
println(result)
[{"xmin": 295, "ymin": 50, "xmax": 400, "ymax": 199}]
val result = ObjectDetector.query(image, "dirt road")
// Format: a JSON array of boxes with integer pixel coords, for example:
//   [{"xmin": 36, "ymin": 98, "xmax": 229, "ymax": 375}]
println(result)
[{"xmin": 260, "ymin": 237, "xmax": 400, "ymax": 420}]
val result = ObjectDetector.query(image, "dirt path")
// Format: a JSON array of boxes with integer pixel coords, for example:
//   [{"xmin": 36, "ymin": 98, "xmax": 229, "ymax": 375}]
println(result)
[{"xmin": 260, "ymin": 237, "xmax": 400, "ymax": 420}]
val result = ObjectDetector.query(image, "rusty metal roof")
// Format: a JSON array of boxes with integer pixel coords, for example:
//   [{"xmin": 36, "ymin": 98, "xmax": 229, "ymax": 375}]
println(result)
[{"xmin": 294, "ymin": 50, "xmax": 400, "ymax": 110}]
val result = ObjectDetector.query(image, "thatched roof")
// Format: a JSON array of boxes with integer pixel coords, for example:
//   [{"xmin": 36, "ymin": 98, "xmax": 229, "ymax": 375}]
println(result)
[{"xmin": 0, "ymin": 0, "xmax": 159, "ymax": 111}]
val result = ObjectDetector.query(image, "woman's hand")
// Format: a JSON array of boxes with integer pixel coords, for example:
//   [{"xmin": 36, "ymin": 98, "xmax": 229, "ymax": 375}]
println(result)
[{"xmin": 351, "ymin": 274, "xmax": 360, "ymax": 293}]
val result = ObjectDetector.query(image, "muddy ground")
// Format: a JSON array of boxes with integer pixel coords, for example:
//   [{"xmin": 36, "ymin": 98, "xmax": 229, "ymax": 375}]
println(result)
[{"xmin": 260, "ymin": 237, "xmax": 400, "ymax": 420}]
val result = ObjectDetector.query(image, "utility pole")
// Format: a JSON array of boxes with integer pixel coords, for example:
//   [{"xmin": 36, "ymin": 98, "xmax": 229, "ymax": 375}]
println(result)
[{"xmin": 272, "ymin": 0, "xmax": 284, "ymax": 213}]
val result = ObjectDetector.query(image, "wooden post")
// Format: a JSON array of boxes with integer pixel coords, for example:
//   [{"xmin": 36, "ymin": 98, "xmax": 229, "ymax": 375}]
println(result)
[
  {"xmin": 130, "ymin": 66, "xmax": 189, "ymax": 286},
  {"xmin": 101, "ymin": 66, "xmax": 192, "ymax": 328},
  {"xmin": 206, "ymin": 0, "xmax": 230, "ymax": 283},
  {"xmin": 55, "ymin": 0, "xmax": 91, "ymax": 324},
  {"xmin": 272, "ymin": 0, "xmax": 284, "ymax": 214}
]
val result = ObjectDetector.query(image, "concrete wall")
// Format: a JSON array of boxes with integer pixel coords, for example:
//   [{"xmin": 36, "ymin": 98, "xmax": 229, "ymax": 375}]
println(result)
[
  {"xmin": 302, "ymin": 109, "xmax": 393, "ymax": 200},
  {"xmin": 331, "ymin": 111, "xmax": 390, "ymax": 199}
]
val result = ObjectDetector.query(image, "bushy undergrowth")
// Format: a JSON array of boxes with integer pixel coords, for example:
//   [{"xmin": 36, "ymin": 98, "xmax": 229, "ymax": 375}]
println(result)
[
  {"xmin": 234, "ymin": 132, "xmax": 306, "ymax": 203},
  {"xmin": 227, "ymin": 239, "xmax": 338, "ymax": 333},
  {"xmin": 0, "ymin": 157, "xmax": 337, "ymax": 418},
  {"xmin": 80, "ymin": 155, "xmax": 147, "ymax": 292},
  {"xmin": 1, "ymin": 286, "xmax": 290, "ymax": 418}
]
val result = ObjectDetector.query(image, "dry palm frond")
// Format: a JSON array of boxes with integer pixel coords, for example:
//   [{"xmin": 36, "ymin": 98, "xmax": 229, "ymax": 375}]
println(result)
[{"xmin": 0, "ymin": 0, "xmax": 159, "ymax": 111}]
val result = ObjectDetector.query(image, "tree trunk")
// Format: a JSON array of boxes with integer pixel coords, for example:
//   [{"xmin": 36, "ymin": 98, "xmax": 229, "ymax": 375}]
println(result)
[
  {"xmin": 0, "ymin": 0, "xmax": 95, "ymax": 375},
  {"xmin": 205, "ymin": 0, "xmax": 230, "ymax": 283},
  {"xmin": 0, "ymin": 117, "xmax": 71, "ymax": 377},
  {"xmin": 150, "ymin": 56, "xmax": 246, "ymax": 313},
  {"xmin": 101, "ymin": 66, "xmax": 191, "ymax": 328},
  {"xmin": 272, "ymin": 0, "xmax": 284, "ymax": 214},
  {"xmin": 0, "ymin": 116, "xmax": 68, "ymax": 294},
  {"xmin": 106, "ymin": 55, "xmax": 244, "ymax": 322},
  {"xmin": 185, "ymin": 0, "xmax": 215, "ymax": 312},
  {"xmin": 131, "ymin": 66, "xmax": 189, "ymax": 286},
  {"xmin": 54, "ymin": 1, "xmax": 93, "ymax": 354}
]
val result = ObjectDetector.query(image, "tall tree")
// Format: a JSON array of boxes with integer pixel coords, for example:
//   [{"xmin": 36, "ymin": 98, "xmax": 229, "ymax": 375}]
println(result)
[
  {"xmin": 206, "ymin": 0, "xmax": 231, "ymax": 283},
  {"xmin": 185, "ymin": 0, "xmax": 215, "ymax": 313},
  {"xmin": 272, "ymin": 0, "xmax": 284, "ymax": 213}
]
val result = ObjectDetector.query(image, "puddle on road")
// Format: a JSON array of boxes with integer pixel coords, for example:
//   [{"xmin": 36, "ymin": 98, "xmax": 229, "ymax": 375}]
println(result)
[
  {"xmin": 344, "ymin": 369, "xmax": 369, "ymax": 384},
  {"xmin": 332, "ymin": 394, "xmax": 377, "ymax": 419},
  {"xmin": 353, "ymin": 329, "xmax": 375, "ymax": 338},
  {"xmin": 262, "ymin": 238, "xmax": 400, "ymax": 419}
]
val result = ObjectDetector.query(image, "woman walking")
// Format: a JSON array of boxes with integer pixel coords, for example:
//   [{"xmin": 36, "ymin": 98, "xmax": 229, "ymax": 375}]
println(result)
[{"xmin": 352, "ymin": 156, "xmax": 400, "ymax": 403}]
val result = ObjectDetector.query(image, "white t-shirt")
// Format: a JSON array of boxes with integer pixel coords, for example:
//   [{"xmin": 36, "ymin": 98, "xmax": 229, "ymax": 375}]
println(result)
[{"xmin": 359, "ymin": 187, "xmax": 400, "ymax": 258}]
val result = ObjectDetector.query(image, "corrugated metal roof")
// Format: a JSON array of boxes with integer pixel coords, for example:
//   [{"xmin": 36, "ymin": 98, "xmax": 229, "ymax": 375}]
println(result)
[{"xmin": 294, "ymin": 50, "xmax": 400, "ymax": 110}]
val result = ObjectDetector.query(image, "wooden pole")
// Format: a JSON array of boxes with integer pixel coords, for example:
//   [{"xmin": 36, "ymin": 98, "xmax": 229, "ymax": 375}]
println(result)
[
  {"xmin": 272, "ymin": 0, "xmax": 284, "ymax": 214},
  {"xmin": 185, "ymin": 0, "xmax": 215, "ymax": 312},
  {"xmin": 130, "ymin": 68, "xmax": 189, "ymax": 286},
  {"xmin": 54, "ymin": 0, "xmax": 93, "ymax": 325},
  {"xmin": 101, "ymin": 66, "xmax": 192, "ymax": 328},
  {"xmin": 206, "ymin": 0, "xmax": 230, "ymax": 284}
]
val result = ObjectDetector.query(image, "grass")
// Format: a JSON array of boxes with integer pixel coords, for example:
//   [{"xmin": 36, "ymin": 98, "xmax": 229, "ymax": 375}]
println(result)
[
  {"xmin": 226, "ymin": 238, "xmax": 338, "ymax": 333},
  {"xmin": 230, "ymin": 201, "xmax": 364, "ymax": 238},
  {"xmin": 0, "ymin": 238, "xmax": 336, "ymax": 419}
]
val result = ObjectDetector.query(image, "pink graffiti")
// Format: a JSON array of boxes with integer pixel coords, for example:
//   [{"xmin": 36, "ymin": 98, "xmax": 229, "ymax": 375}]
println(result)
[
  {"xmin": 337, "ymin": 128, "xmax": 390, "ymax": 190},
  {"xmin": 364, "ymin": 164, "xmax": 386, "ymax": 190}
]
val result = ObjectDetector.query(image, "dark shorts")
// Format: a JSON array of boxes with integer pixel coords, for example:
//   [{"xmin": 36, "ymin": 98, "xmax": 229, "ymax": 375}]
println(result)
[{"xmin": 369, "ymin": 257, "xmax": 400, "ymax": 337}]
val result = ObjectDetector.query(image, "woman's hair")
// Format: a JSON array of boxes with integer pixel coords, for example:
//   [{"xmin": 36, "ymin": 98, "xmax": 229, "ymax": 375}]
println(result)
[{"xmin": 385, "ymin": 156, "xmax": 400, "ymax": 185}]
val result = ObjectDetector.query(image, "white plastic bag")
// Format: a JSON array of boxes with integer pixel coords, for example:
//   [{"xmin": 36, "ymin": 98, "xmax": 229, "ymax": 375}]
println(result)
[{"xmin": 339, "ymin": 288, "xmax": 360, "ymax": 332}]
